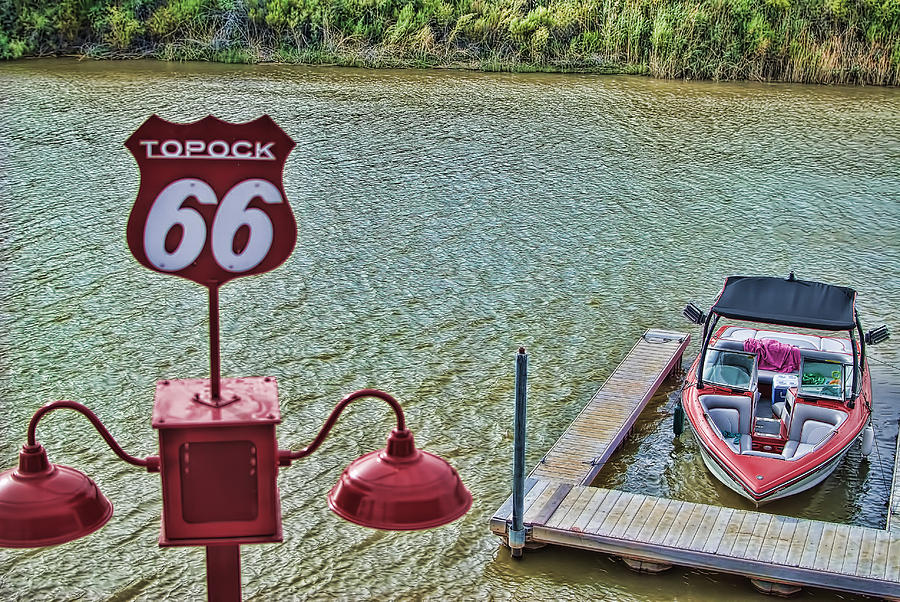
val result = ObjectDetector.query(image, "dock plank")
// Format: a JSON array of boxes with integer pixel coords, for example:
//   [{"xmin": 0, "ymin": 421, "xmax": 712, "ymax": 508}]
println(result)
[
  {"xmin": 620, "ymin": 497, "xmax": 659, "ymax": 541},
  {"xmin": 544, "ymin": 487, "xmax": 588, "ymax": 529},
  {"xmin": 549, "ymin": 434, "xmax": 612, "ymax": 448},
  {"xmin": 532, "ymin": 484, "xmax": 574, "ymax": 526},
  {"xmin": 825, "ymin": 525, "xmax": 852, "ymax": 574},
  {"xmin": 584, "ymin": 489, "xmax": 622, "ymax": 534},
  {"xmin": 855, "ymin": 528, "xmax": 879, "ymax": 578},
  {"xmin": 559, "ymin": 438, "xmax": 616, "ymax": 452},
  {"xmin": 609, "ymin": 493, "xmax": 650, "ymax": 539},
  {"xmin": 799, "ymin": 521, "xmax": 825, "ymax": 568},
  {"xmin": 555, "ymin": 487, "xmax": 597, "ymax": 530},
  {"xmin": 650, "ymin": 500, "xmax": 685, "ymax": 546},
  {"xmin": 784, "ymin": 520, "xmax": 812, "ymax": 567},
  {"xmin": 701, "ymin": 507, "xmax": 734, "ymax": 554},
  {"xmin": 688, "ymin": 505, "xmax": 721, "ymax": 550},
  {"xmin": 741, "ymin": 514, "xmax": 773, "ymax": 561},
  {"xmin": 494, "ymin": 479, "xmax": 548, "ymax": 526},
  {"xmin": 661, "ymin": 501, "xmax": 694, "ymax": 548},
  {"xmin": 636, "ymin": 498, "xmax": 672, "ymax": 542},
  {"xmin": 729, "ymin": 512, "xmax": 759, "ymax": 559},
  {"xmin": 716, "ymin": 512, "xmax": 752, "ymax": 557},
  {"xmin": 578, "ymin": 399, "xmax": 639, "ymax": 411},
  {"xmin": 498, "ymin": 478, "xmax": 542, "ymax": 522},
  {"xmin": 592, "ymin": 491, "xmax": 637, "ymax": 537},
  {"xmin": 869, "ymin": 530, "xmax": 892, "ymax": 580},
  {"xmin": 676, "ymin": 502, "xmax": 710, "ymax": 549},
  {"xmin": 522, "ymin": 483, "xmax": 563, "ymax": 525},
  {"xmin": 840, "ymin": 525, "xmax": 865, "ymax": 576},
  {"xmin": 521, "ymin": 479, "xmax": 552, "ymax": 514},
  {"xmin": 763, "ymin": 517, "xmax": 796, "ymax": 565},
  {"xmin": 569, "ymin": 489, "xmax": 609, "ymax": 533},
  {"xmin": 885, "ymin": 533, "xmax": 900, "ymax": 582}
]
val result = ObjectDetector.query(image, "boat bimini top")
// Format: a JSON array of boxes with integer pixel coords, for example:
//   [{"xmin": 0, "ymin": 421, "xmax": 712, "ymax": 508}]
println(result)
[
  {"xmin": 711, "ymin": 274, "xmax": 857, "ymax": 330},
  {"xmin": 683, "ymin": 274, "xmax": 890, "ymax": 406}
]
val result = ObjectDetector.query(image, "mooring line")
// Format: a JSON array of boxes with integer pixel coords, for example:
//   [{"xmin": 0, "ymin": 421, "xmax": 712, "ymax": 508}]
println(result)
[
  {"xmin": 868, "ymin": 354, "xmax": 900, "ymax": 374},
  {"xmin": 872, "ymin": 428, "xmax": 892, "ymax": 494}
]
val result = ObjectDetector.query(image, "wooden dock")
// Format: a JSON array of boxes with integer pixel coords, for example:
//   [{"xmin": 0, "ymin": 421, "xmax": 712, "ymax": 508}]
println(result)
[
  {"xmin": 529, "ymin": 329, "xmax": 689, "ymax": 486},
  {"xmin": 490, "ymin": 329, "xmax": 900, "ymax": 598}
]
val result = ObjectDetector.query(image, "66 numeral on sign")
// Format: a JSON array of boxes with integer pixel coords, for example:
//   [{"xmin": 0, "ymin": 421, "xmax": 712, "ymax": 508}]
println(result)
[{"xmin": 143, "ymin": 178, "xmax": 282, "ymax": 273}]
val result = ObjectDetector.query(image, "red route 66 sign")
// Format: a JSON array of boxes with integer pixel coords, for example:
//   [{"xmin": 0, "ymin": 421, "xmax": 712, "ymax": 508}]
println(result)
[{"xmin": 125, "ymin": 115, "xmax": 296, "ymax": 288}]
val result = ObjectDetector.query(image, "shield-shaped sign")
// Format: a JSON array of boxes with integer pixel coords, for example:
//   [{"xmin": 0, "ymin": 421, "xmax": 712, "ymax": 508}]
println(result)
[{"xmin": 125, "ymin": 115, "xmax": 296, "ymax": 288}]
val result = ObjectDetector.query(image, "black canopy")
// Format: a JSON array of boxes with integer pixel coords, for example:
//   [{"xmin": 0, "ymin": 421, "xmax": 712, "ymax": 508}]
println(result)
[{"xmin": 710, "ymin": 275, "xmax": 857, "ymax": 331}]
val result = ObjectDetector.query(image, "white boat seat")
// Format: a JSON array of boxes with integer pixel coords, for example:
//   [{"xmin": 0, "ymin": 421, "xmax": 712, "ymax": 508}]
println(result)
[
  {"xmin": 700, "ymin": 394, "xmax": 753, "ymax": 453},
  {"xmin": 753, "ymin": 331, "xmax": 820, "ymax": 350},
  {"xmin": 708, "ymin": 408, "xmax": 740, "ymax": 433},
  {"xmin": 782, "ymin": 403, "xmax": 846, "ymax": 461},
  {"xmin": 773, "ymin": 401, "xmax": 787, "ymax": 419},
  {"xmin": 787, "ymin": 404, "xmax": 846, "ymax": 439}
]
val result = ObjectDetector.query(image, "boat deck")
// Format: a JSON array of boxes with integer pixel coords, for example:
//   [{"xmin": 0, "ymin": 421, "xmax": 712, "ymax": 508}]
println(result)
[{"xmin": 490, "ymin": 329, "xmax": 900, "ymax": 598}]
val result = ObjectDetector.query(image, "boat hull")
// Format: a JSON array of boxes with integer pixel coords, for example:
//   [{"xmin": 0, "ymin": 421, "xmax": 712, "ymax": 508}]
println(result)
[{"xmin": 689, "ymin": 419, "xmax": 857, "ymax": 505}]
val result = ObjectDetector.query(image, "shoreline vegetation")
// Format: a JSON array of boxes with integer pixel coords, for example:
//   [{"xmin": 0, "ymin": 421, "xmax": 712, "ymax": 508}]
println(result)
[{"xmin": 1, "ymin": 0, "xmax": 898, "ymax": 85}]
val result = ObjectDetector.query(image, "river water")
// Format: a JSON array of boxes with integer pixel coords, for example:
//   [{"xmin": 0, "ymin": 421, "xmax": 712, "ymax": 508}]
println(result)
[{"xmin": 0, "ymin": 59, "xmax": 898, "ymax": 600}]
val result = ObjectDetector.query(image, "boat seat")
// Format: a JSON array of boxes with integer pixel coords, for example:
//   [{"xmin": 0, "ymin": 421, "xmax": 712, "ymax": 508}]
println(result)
[
  {"xmin": 773, "ymin": 381, "xmax": 799, "ymax": 419},
  {"xmin": 711, "ymin": 340, "xmax": 745, "ymax": 352},
  {"xmin": 782, "ymin": 403, "xmax": 846, "ymax": 461},
  {"xmin": 773, "ymin": 400, "xmax": 786, "ymax": 419},
  {"xmin": 799, "ymin": 349, "xmax": 852, "ymax": 364},
  {"xmin": 753, "ymin": 331, "xmax": 820, "ymax": 350},
  {"xmin": 700, "ymin": 394, "xmax": 753, "ymax": 453}
]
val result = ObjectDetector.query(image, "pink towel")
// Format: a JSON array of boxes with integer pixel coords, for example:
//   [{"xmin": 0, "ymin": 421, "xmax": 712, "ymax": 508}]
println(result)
[{"xmin": 743, "ymin": 338, "xmax": 801, "ymax": 373}]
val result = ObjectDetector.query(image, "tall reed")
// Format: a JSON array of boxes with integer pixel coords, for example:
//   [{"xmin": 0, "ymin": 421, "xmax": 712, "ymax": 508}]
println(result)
[{"xmin": 2, "ymin": 0, "xmax": 897, "ymax": 84}]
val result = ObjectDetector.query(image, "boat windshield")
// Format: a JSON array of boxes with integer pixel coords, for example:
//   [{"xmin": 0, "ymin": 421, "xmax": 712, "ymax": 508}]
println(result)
[
  {"xmin": 800, "ymin": 358, "xmax": 845, "ymax": 401},
  {"xmin": 702, "ymin": 349, "xmax": 757, "ymax": 391}
]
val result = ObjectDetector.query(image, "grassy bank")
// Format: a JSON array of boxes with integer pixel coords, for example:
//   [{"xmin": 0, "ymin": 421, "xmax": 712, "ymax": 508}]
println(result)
[{"xmin": 2, "ymin": 0, "xmax": 898, "ymax": 84}]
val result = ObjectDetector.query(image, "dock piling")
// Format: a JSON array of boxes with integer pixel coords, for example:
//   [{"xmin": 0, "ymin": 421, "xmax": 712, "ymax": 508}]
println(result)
[{"xmin": 509, "ymin": 347, "xmax": 528, "ymax": 558}]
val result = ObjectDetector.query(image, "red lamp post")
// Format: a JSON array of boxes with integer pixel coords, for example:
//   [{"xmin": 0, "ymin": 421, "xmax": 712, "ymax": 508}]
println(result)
[
  {"xmin": 0, "ymin": 114, "xmax": 472, "ymax": 599},
  {"xmin": 0, "ymin": 386, "xmax": 471, "ymax": 598}
]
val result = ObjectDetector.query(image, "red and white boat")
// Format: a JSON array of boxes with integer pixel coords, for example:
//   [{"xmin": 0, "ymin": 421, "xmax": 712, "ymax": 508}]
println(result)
[{"xmin": 680, "ymin": 274, "xmax": 889, "ymax": 505}]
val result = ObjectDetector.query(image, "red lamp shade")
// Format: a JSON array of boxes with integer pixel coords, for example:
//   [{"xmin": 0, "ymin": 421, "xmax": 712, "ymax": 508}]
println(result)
[
  {"xmin": 328, "ymin": 429, "xmax": 472, "ymax": 530},
  {"xmin": 0, "ymin": 444, "xmax": 113, "ymax": 548}
]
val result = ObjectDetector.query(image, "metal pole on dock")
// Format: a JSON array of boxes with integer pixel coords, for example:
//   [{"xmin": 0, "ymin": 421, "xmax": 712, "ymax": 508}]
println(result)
[{"xmin": 509, "ymin": 347, "xmax": 527, "ymax": 558}]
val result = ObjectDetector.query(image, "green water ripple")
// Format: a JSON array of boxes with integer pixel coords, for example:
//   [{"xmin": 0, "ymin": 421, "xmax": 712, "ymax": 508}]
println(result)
[{"xmin": 0, "ymin": 59, "xmax": 898, "ymax": 601}]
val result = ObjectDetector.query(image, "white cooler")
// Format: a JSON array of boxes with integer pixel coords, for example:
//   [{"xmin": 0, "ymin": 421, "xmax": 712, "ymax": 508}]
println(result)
[{"xmin": 772, "ymin": 373, "xmax": 799, "ymax": 404}]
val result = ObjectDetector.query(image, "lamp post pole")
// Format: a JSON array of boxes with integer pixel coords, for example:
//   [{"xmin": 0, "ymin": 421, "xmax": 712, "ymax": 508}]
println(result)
[{"xmin": 206, "ymin": 545, "xmax": 241, "ymax": 602}]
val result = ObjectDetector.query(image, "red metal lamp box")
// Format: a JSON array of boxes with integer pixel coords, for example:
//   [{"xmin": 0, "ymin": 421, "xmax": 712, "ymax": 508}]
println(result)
[{"xmin": 152, "ymin": 376, "xmax": 283, "ymax": 546}]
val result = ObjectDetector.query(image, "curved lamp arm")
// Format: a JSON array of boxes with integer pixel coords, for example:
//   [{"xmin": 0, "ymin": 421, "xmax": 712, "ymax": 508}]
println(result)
[
  {"xmin": 279, "ymin": 388, "xmax": 407, "ymax": 466},
  {"xmin": 27, "ymin": 400, "xmax": 160, "ymax": 472}
]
